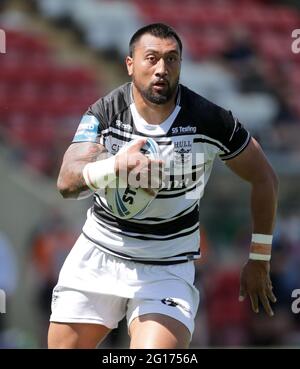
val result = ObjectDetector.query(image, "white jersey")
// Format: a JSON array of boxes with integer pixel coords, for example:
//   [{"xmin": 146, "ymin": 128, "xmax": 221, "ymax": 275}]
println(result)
[{"xmin": 73, "ymin": 83, "xmax": 250, "ymax": 263}]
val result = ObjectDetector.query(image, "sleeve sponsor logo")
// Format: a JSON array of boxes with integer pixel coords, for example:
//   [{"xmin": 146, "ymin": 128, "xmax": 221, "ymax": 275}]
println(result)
[{"xmin": 73, "ymin": 115, "xmax": 100, "ymax": 142}]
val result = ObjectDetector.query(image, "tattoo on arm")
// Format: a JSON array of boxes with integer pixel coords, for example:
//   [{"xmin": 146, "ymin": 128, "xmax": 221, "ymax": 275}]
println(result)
[{"xmin": 58, "ymin": 142, "xmax": 108, "ymax": 198}]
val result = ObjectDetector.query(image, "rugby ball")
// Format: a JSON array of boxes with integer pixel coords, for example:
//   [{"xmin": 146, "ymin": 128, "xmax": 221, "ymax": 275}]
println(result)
[{"xmin": 104, "ymin": 138, "xmax": 160, "ymax": 219}]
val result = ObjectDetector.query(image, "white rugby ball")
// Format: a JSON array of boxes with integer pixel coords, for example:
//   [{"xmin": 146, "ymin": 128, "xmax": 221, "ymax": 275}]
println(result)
[{"xmin": 105, "ymin": 138, "xmax": 160, "ymax": 219}]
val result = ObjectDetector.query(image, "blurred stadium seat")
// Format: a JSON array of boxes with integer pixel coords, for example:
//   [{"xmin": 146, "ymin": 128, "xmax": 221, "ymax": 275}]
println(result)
[{"xmin": 0, "ymin": 21, "xmax": 100, "ymax": 175}]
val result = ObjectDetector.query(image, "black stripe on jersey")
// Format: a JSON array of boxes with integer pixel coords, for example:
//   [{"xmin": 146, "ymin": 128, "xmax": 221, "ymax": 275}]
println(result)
[
  {"xmin": 194, "ymin": 137, "xmax": 230, "ymax": 153},
  {"xmin": 103, "ymin": 129, "xmax": 173, "ymax": 146},
  {"xmin": 192, "ymin": 162, "xmax": 204, "ymax": 170},
  {"xmin": 219, "ymin": 133, "xmax": 251, "ymax": 161},
  {"xmin": 95, "ymin": 195, "xmax": 112, "ymax": 213},
  {"xmin": 131, "ymin": 127, "xmax": 172, "ymax": 138},
  {"xmin": 103, "ymin": 130, "xmax": 169, "ymax": 145},
  {"xmin": 91, "ymin": 214, "xmax": 199, "ymax": 241},
  {"xmin": 93, "ymin": 201, "xmax": 199, "ymax": 237},
  {"xmin": 129, "ymin": 223, "xmax": 199, "ymax": 241},
  {"xmin": 83, "ymin": 232, "xmax": 199, "ymax": 264},
  {"xmin": 159, "ymin": 167, "xmax": 204, "ymax": 193},
  {"xmin": 157, "ymin": 181, "xmax": 201, "ymax": 198},
  {"xmin": 102, "ymin": 130, "xmax": 132, "ymax": 142},
  {"xmin": 155, "ymin": 140, "xmax": 173, "ymax": 145},
  {"xmin": 94, "ymin": 193, "xmax": 197, "ymax": 222}
]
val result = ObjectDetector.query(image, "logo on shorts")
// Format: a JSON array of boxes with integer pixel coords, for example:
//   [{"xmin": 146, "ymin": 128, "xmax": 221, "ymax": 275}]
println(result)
[
  {"xmin": 161, "ymin": 298, "xmax": 178, "ymax": 307},
  {"xmin": 51, "ymin": 291, "xmax": 59, "ymax": 306},
  {"xmin": 161, "ymin": 297, "xmax": 192, "ymax": 316}
]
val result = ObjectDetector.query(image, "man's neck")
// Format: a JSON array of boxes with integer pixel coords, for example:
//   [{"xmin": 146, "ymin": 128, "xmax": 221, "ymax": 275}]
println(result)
[{"xmin": 132, "ymin": 84, "xmax": 177, "ymax": 125}]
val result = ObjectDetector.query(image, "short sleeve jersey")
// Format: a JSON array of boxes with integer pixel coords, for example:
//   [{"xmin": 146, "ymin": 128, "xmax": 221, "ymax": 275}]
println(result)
[{"xmin": 73, "ymin": 83, "xmax": 250, "ymax": 262}]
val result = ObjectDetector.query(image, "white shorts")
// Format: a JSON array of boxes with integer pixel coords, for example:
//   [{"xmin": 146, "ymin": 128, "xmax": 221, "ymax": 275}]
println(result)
[{"xmin": 50, "ymin": 234, "xmax": 199, "ymax": 336}]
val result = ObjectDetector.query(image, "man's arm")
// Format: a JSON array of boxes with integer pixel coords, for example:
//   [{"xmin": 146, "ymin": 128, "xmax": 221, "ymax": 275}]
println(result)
[
  {"xmin": 226, "ymin": 137, "xmax": 279, "ymax": 316},
  {"xmin": 57, "ymin": 142, "xmax": 108, "ymax": 199},
  {"xmin": 57, "ymin": 139, "xmax": 164, "ymax": 199}
]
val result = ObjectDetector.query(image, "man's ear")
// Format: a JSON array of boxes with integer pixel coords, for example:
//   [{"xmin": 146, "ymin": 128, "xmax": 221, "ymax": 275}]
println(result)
[{"xmin": 126, "ymin": 56, "xmax": 133, "ymax": 77}]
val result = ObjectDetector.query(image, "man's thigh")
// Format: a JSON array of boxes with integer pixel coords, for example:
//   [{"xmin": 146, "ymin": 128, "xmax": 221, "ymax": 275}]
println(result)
[
  {"xmin": 48, "ymin": 322, "xmax": 111, "ymax": 349},
  {"xmin": 126, "ymin": 278, "xmax": 198, "ymax": 349},
  {"xmin": 129, "ymin": 313, "xmax": 191, "ymax": 349},
  {"xmin": 49, "ymin": 287, "xmax": 128, "ymax": 348}
]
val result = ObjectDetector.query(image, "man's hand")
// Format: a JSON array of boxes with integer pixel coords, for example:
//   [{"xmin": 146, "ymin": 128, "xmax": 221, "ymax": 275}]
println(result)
[
  {"xmin": 115, "ymin": 138, "xmax": 164, "ymax": 195},
  {"xmin": 239, "ymin": 259, "xmax": 277, "ymax": 316}
]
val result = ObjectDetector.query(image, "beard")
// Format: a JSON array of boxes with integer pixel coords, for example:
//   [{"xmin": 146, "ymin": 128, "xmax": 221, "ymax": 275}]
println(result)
[{"xmin": 133, "ymin": 76, "xmax": 179, "ymax": 105}]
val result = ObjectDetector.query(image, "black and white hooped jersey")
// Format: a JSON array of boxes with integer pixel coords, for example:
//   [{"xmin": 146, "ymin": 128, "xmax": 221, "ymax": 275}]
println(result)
[{"xmin": 73, "ymin": 82, "xmax": 251, "ymax": 263}]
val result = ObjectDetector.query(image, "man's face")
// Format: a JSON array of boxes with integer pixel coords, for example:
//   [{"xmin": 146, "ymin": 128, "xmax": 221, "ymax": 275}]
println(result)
[{"xmin": 126, "ymin": 34, "xmax": 181, "ymax": 105}]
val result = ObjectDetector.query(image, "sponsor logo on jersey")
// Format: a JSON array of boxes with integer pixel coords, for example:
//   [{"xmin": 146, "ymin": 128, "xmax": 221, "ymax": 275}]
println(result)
[
  {"xmin": 171, "ymin": 125, "xmax": 197, "ymax": 134},
  {"xmin": 174, "ymin": 140, "xmax": 192, "ymax": 152},
  {"xmin": 111, "ymin": 143, "xmax": 121, "ymax": 154},
  {"xmin": 73, "ymin": 115, "xmax": 100, "ymax": 142},
  {"xmin": 115, "ymin": 120, "xmax": 132, "ymax": 132},
  {"xmin": 174, "ymin": 140, "xmax": 192, "ymax": 164}
]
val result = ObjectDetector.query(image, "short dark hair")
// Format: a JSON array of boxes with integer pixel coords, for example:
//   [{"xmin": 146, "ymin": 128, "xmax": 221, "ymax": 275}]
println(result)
[{"xmin": 129, "ymin": 23, "xmax": 182, "ymax": 57}]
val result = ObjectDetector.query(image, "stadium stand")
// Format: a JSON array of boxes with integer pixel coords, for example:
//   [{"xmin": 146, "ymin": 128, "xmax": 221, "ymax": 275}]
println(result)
[
  {"xmin": 0, "ymin": 11, "xmax": 102, "ymax": 175},
  {"xmin": 1, "ymin": 0, "xmax": 299, "ymax": 176},
  {"xmin": 35, "ymin": 0, "xmax": 300, "ymax": 169}
]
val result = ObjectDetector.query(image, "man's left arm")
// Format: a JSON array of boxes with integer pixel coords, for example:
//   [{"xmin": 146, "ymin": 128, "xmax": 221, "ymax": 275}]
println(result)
[{"xmin": 226, "ymin": 137, "xmax": 279, "ymax": 316}]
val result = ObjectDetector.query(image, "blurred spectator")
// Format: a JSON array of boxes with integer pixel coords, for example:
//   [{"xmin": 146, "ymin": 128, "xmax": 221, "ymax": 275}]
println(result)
[
  {"xmin": 28, "ymin": 210, "xmax": 78, "ymax": 345},
  {"xmin": 0, "ymin": 231, "xmax": 18, "ymax": 296},
  {"xmin": 222, "ymin": 28, "xmax": 256, "ymax": 65},
  {"xmin": 0, "ymin": 231, "xmax": 18, "ymax": 347},
  {"xmin": 203, "ymin": 267, "xmax": 251, "ymax": 346},
  {"xmin": 248, "ymin": 221, "xmax": 300, "ymax": 346}
]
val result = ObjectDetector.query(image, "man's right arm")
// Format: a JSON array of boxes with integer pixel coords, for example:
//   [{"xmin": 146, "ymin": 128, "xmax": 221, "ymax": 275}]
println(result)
[
  {"xmin": 58, "ymin": 138, "xmax": 164, "ymax": 199},
  {"xmin": 57, "ymin": 142, "xmax": 108, "ymax": 199}
]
